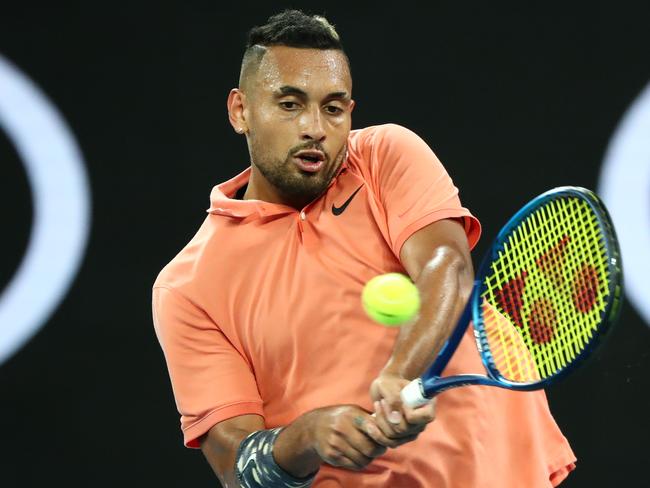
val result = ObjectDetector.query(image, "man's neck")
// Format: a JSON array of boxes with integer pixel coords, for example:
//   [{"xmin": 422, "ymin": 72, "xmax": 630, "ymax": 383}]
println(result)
[
  {"xmin": 243, "ymin": 165, "xmax": 309, "ymax": 209},
  {"xmin": 243, "ymin": 165, "xmax": 281, "ymax": 202}
]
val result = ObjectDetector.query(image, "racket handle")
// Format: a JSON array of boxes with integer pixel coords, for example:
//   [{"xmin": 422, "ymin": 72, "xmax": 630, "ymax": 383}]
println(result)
[{"xmin": 401, "ymin": 378, "xmax": 430, "ymax": 408}]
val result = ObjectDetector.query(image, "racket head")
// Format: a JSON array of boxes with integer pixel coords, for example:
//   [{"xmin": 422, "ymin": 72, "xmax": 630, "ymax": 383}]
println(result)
[{"xmin": 471, "ymin": 186, "xmax": 623, "ymax": 390}]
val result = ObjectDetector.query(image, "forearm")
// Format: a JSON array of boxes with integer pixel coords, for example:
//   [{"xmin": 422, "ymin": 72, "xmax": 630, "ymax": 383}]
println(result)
[
  {"xmin": 203, "ymin": 406, "xmax": 383, "ymax": 486},
  {"xmin": 202, "ymin": 415, "xmax": 319, "ymax": 487},
  {"xmin": 383, "ymin": 247, "xmax": 473, "ymax": 380},
  {"xmin": 201, "ymin": 425, "xmax": 253, "ymax": 488},
  {"xmin": 273, "ymin": 412, "xmax": 321, "ymax": 477}
]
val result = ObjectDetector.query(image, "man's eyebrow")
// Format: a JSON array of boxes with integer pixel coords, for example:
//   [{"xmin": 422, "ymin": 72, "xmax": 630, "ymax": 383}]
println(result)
[
  {"xmin": 277, "ymin": 86, "xmax": 308, "ymax": 97},
  {"xmin": 276, "ymin": 85, "xmax": 350, "ymax": 101},
  {"xmin": 324, "ymin": 91, "xmax": 350, "ymax": 101}
]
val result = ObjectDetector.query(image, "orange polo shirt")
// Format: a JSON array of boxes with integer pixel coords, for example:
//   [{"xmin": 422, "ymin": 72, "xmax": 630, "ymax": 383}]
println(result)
[{"xmin": 152, "ymin": 124, "xmax": 576, "ymax": 487}]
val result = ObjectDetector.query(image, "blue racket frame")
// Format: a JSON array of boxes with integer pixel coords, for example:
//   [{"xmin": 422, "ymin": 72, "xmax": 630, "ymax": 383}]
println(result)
[{"xmin": 418, "ymin": 186, "xmax": 623, "ymax": 398}]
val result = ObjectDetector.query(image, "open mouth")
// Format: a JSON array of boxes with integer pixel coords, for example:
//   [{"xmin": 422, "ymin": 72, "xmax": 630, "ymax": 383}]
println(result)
[
  {"xmin": 293, "ymin": 150, "xmax": 325, "ymax": 173},
  {"xmin": 300, "ymin": 155, "xmax": 320, "ymax": 163}
]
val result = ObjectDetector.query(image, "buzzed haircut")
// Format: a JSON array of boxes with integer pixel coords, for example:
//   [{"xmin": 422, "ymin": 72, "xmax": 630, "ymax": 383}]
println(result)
[{"xmin": 239, "ymin": 10, "xmax": 349, "ymax": 89}]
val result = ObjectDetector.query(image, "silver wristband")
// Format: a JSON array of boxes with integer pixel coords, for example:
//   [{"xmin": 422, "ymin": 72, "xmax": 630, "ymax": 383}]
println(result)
[{"xmin": 235, "ymin": 427, "xmax": 317, "ymax": 488}]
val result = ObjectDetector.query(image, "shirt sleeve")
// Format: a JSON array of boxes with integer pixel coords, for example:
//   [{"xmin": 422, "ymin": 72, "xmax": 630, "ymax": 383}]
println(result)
[
  {"xmin": 152, "ymin": 285, "xmax": 264, "ymax": 448},
  {"xmin": 366, "ymin": 124, "xmax": 481, "ymax": 257}
]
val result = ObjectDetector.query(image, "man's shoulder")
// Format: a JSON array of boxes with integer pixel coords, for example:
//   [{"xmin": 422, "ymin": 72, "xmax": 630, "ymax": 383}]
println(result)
[
  {"xmin": 153, "ymin": 167, "xmax": 252, "ymax": 293},
  {"xmin": 349, "ymin": 123, "xmax": 416, "ymax": 146},
  {"xmin": 152, "ymin": 214, "xmax": 221, "ymax": 293},
  {"xmin": 347, "ymin": 123, "xmax": 429, "ymax": 176},
  {"xmin": 348, "ymin": 123, "xmax": 426, "ymax": 162}
]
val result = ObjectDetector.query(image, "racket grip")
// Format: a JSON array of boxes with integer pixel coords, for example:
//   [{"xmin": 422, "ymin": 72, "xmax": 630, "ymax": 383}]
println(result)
[{"xmin": 401, "ymin": 378, "xmax": 430, "ymax": 408}]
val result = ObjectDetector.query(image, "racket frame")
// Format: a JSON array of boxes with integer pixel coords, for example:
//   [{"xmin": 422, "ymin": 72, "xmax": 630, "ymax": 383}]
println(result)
[{"xmin": 408, "ymin": 186, "xmax": 623, "ymax": 404}]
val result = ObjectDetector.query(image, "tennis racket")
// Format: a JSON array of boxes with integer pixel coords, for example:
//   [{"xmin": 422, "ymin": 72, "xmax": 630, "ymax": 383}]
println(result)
[{"xmin": 401, "ymin": 186, "xmax": 623, "ymax": 407}]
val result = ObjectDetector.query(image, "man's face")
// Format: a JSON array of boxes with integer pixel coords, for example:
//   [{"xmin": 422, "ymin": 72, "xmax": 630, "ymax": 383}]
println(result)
[{"xmin": 242, "ymin": 46, "xmax": 354, "ymax": 204}]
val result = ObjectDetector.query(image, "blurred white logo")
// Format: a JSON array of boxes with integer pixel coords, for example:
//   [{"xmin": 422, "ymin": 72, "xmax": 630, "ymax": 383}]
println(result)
[
  {"xmin": 0, "ymin": 55, "xmax": 91, "ymax": 365},
  {"xmin": 599, "ymin": 82, "xmax": 650, "ymax": 327}
]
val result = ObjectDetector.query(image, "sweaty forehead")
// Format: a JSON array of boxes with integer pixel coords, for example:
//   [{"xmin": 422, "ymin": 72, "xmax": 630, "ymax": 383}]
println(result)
[{"xmin": 255, "ymin": 46, "xmax": 351, "ymax": 94}]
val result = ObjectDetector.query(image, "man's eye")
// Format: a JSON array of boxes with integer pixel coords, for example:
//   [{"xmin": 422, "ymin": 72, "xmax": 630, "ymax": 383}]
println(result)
[
  {"xmin": 325, "ymin": 105, "xmax": 343, "ymax": 115},
  {"xmin": 280, "ymin": 101, "xmax": 298, "ymax": 110}
]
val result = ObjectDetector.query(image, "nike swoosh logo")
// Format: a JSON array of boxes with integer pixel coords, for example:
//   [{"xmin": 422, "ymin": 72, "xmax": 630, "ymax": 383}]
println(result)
[{"xmin": 332, "ymin": 185, "xmax": 363, "ymax": 216}]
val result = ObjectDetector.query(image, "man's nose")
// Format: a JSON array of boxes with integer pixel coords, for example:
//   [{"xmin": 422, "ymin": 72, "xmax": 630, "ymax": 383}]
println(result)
[{"xmin": 299, "ymin": 106, "xmax": 326, "ymax": 143}]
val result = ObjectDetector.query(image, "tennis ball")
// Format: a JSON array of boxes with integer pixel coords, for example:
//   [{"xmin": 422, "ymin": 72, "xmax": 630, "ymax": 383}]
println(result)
[{"xmin": 362, "ymin": 273, "xmax": 420, "ymax": 326}]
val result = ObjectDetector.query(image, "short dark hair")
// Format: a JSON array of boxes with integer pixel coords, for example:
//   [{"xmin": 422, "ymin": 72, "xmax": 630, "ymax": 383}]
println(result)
[
  {"xmin": 239, "ymin": 10, "xmax": 349, "ymax": 88},
  {"xmin": 246, "ymin": 10, "xmax": 344, "ymax": 50}
]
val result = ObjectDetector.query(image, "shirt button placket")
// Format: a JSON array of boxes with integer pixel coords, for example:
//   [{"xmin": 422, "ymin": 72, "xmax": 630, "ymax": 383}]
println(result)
[
  {"xmin": 298, "ymin": 209, "xmax": 317, "ymax": 250},
  {"xmin": 297, "ymin": 210, "xmax": 306, "ymax": 235}
]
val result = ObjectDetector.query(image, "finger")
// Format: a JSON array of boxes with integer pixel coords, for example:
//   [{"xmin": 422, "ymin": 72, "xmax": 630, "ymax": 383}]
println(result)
[
  {"xmin": 383, "ymin": 392, "xmax": 405, "ymax": 421},
  {"xmin": 386, "ymin": 432, "xmax": 421, "ymax": 447},
  {"xmin": 381, "ymin": 397, "xmax": 404, "ymax": 426},
  {"xmin": 329, "ymin": 439, "xmax": 374, "ymax": 470},
  {"xmin": 323, "ymin": 448, "xmax": 367, "ymax": 471},
  {"xmin": 356, "ymin": 411, "xmax": 400, "ymax": 449},
  {"xmin": 403, "ymin": 399, "xmax": 436, "ymax": 426},
  {"xmin": 375, "ymin": 401, "xmax": 424, "ymax": 439},
  {"xmin": 374, "ymin": 381, "xmax": 406, "ymax": 417},
  {"xmin": 373, "ymin": 401, "xmax": 405, "ymax": 442},
  {"xmin": 350, "ymin": 415, "xmax": 390, "ymax": 455},
  {"xmin": 373, "ymin": 399, "xmax": 381, "ymax": 416},
  {"xmin": 381, "ymin": 399, "xmax": 409, "ymax": 435}
]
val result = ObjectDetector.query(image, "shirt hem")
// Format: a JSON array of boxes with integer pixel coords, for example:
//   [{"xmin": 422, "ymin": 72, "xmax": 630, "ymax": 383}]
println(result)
[
  {"xmin": 183, "ymin": 401, "xmax": 265, "ymax": 448},
  {"xmin": 548, "ymin": 445, "xmax": 577, "ymax": 487}
]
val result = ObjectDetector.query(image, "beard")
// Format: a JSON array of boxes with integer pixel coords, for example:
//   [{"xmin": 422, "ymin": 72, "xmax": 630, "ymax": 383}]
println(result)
[{"xmin": 251, "ymin": 141, "xmax": 346, "ymax": 205}]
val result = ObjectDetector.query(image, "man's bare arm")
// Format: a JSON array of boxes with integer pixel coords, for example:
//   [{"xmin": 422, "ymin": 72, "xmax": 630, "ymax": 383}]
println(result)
[
  {"xmin": 386, "ymin": 218, "xmax": 474, "ymax": 379},
  {"xmin": 200, "ymin": 406, "xmax": 395, "ymax": 486},
  {"xmin": 200, "ymin": 414, "xmax": 264, "ymax": 487},
  {"xmin": 369, "ymin": 219, "xmax": 473, "ymax": 436}
]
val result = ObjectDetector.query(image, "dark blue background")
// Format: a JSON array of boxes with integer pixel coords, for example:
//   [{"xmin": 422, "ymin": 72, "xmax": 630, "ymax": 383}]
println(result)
[{"xmin": 1, "ymin": 2, "xmax": 649, "ymax": 486}]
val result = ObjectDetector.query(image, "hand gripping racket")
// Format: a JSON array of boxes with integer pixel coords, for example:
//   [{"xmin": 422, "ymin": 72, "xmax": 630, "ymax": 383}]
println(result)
[{"xmin": 401, "ymin": 186, "xmax": 623, "ymax": 407}]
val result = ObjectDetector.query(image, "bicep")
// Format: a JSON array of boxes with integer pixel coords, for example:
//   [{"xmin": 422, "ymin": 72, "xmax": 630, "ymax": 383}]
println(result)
[
  {"xmin": 399, "ymin": 219, "xmax": 474, "ymax": 284},
  {"xmin": 200, "ymin": 414, "xmax": 265, "ymax": 485}
]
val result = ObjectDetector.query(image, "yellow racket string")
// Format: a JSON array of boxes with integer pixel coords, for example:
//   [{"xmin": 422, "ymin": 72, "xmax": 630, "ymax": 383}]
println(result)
[{"xmin": 481, "ymin": 197, "xmax": 610, "ymax": 383}]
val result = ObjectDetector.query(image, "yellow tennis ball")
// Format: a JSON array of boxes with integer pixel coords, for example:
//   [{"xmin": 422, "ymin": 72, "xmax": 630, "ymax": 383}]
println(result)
[{"xmin": 362, "ymin": 273, "xmax": 420, "ymax": 326}]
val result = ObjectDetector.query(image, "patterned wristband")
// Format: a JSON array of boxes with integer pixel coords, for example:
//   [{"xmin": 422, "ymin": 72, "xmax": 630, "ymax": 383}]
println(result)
[{"xmin": 235, "ymin": 427, "xmax": 317, "ymax": 488}]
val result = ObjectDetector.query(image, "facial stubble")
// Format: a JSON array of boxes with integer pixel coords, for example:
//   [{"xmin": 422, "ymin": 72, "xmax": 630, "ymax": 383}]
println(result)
[{"xmin": 251, "ymin": 142, "xmax": 347, "ymax": 206}]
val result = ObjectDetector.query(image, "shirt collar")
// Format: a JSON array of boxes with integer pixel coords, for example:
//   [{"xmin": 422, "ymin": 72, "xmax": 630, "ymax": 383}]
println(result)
[{"xmin": 207, "ymin": 159, "xmax": 349, "ymax": 219}]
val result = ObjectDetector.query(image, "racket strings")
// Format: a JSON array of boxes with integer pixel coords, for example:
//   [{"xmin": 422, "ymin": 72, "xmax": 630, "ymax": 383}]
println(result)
[
  {"xmin": 525, "ymin": 198, "xmax": 605, "ymax": 374},
  {"xmin": 481, "ymin": 196, "xmax": 611, "ymax": 383},
  {"xmin": 534, "ymin": 198, "xmax": 606, "ymax": 371}
]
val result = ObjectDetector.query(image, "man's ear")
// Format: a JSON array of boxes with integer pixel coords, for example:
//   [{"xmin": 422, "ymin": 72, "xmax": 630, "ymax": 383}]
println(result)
[{"xmin": 227, "ymin": 88, "xmax": 248, "ymax": 134}]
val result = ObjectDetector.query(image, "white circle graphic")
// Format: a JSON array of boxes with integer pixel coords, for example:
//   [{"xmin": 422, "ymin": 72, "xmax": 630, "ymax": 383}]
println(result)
[
  {"xmin": 0, "ymin": 55, "xmax": 91, "ymax": 365},
  {"xmin": 599, "ymin": 81, "xmax": 650, "ymax": 327}
]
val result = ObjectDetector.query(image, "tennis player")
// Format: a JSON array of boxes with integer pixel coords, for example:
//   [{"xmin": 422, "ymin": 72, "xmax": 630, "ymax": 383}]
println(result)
[{"xmin": 152, "ymin": 10, "xmax": 576, "ymax": 487}]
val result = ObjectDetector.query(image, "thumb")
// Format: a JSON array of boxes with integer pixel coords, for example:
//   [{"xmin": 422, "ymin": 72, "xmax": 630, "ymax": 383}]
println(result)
[
  {"xmin": 380, "ymin": 398, "xmax": 404, "ymax": 425},
  {"xmin": 369, "ymin": 379, "xmax": 383, "ymax": 403},
  {"xmin": 376, "ymin": 378, "xmax": 410, "ymax": 423},
  {"xmin": 380, "ymin": 383, "xmax": 404, "ymax": 411},
  {"xmin": 370, "ymin": 376, "xmax": 404, "ymax": 402}
]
